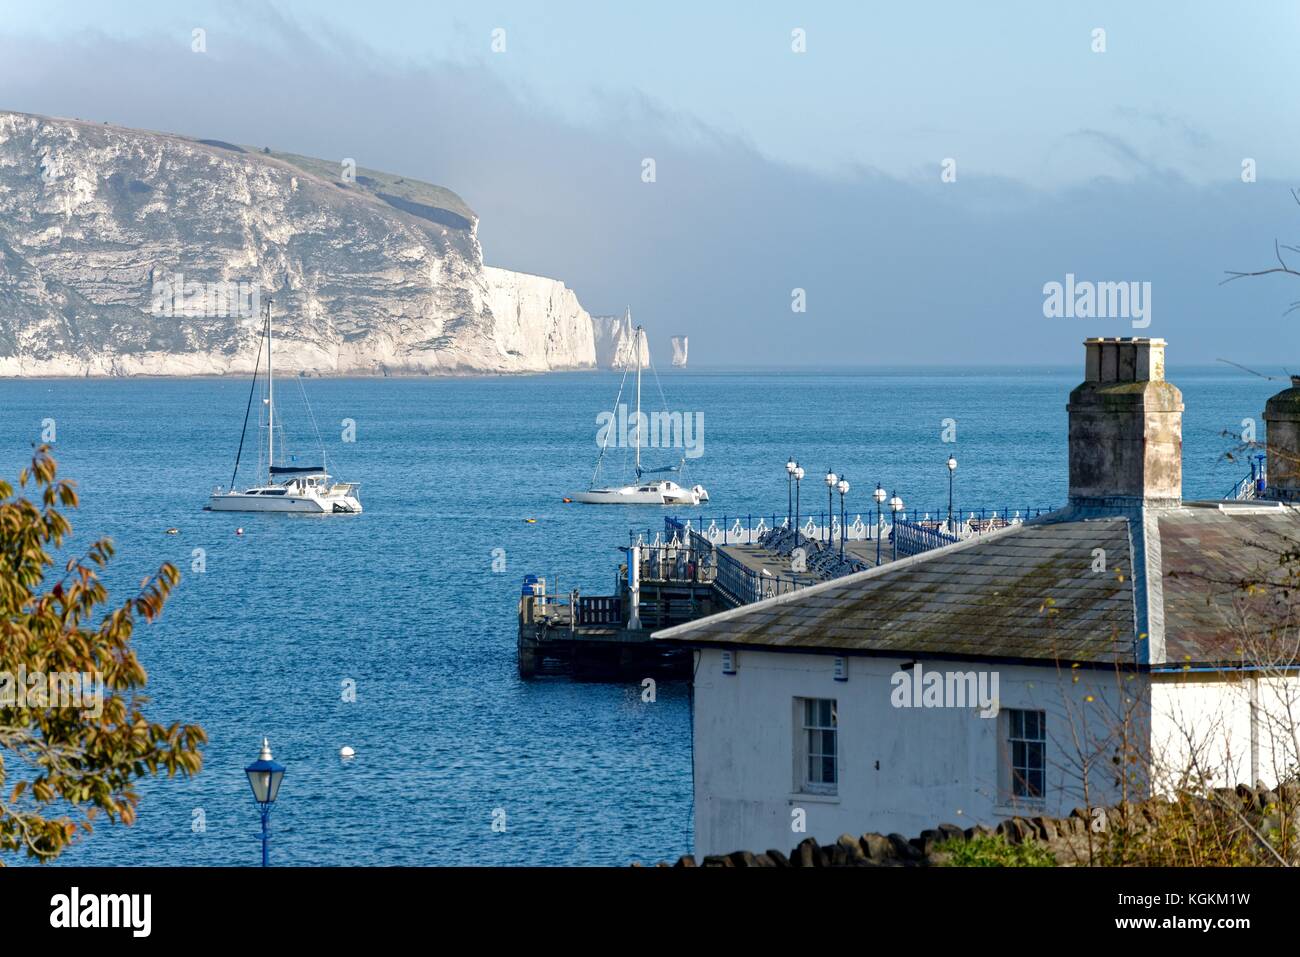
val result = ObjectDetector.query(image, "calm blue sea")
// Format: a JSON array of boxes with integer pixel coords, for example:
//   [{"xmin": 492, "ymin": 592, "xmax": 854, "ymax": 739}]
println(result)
[{"xmin": 0, "ymin": 364, "xmax": 1275, "ymax": 866}]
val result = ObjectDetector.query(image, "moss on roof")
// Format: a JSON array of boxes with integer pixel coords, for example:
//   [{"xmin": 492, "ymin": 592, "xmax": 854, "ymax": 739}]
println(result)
[{"xmin": 656, "ymin": 518, "xmax": 1139, "ymax": 664}]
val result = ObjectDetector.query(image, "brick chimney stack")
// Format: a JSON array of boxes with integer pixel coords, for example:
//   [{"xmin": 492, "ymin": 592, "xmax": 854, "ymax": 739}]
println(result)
[{"xmin": 1067, "ymin": 338, "xmax": 1183, "ymax": 508}]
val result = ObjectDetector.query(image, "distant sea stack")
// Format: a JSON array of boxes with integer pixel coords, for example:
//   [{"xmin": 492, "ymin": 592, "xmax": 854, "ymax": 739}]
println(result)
[
  {"xmin": 592, "ymin": 309, "xmax": 647, "ymax": 369},
  {"xmin": 0, "ymin": 111, "xmax": 640, "ymax": 376}
]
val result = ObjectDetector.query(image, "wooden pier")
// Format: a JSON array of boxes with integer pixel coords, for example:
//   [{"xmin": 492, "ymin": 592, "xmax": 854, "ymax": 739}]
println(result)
[
  {"xmin": 516, "ymin": 515, "xmax": 848, "ymax": 680},
  {"xmin": 519, "ymin": 508, "xmax": 1057, "ymax": 681},
  {"xmin": 517, "ymin": 563, "xmax": 714, "ymax": 680}
]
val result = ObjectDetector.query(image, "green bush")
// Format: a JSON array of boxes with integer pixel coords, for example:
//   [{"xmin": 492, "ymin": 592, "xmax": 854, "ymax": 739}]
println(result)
[{"xmin": 937, "ymin": 834, "xmax": 1056, "ymax": 867}]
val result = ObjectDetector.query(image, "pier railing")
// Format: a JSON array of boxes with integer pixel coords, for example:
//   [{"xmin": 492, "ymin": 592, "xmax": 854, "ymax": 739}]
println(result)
[
  {"xmin": 629, "ymin": 540, "xmax": 717, "ymax": 586},
  {"xmin": 1227, "ymin": 463, "xmax": 1268, "ymax": 501},
  {"xmin": 629, "ymin": 517, "xmax": 808, "ymax": 606},
  {"xmin": 577, "ymin": 595, "xmax": 622, "ymax": 625},
  {"xmin": 714, "ymin": 548, "xmax": 806, "ymax": 605},
  {"xmin": 520, "ymin": 586, "xmax": 624, "ymax": 628},
  {"xmin": 892, "ymin": 519, "xmax": 960, "ymax": 558},
  {"xmin": 623, "ymin": 506, "xmax": 1058, "ymax": 608},
  {"xmin": 652, "ymin": 507, "xmax": 1057, "ymax": 550}
]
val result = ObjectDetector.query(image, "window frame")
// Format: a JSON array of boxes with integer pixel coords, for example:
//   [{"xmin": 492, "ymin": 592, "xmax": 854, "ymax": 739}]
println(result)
[
  {"xmin": 1005, "ymin": 708, "xmax": 1046, "ymax": 803},
  {"xmin": 795, "ymin": 697, "xmax": 839, "ymax": 796}
]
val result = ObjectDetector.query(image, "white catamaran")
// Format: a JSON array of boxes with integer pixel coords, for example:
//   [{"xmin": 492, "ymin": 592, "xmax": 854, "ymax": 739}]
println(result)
[
  {"xmin": 571, "ymin": 320, "xmax": 708, "ymax": 506},
  {"xmin": 208, "ymin": 300, "xmax": 362, "ymax": 514}
]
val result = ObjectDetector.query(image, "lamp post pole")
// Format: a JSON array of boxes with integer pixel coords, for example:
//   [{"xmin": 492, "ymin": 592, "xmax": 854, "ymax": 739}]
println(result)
[
  {"xmin": 947, "ymin": 455, "xmax": 958, "ymax": 534},
  {"xmin": 873, "ymin": 483, "xmax": 886, "ymax": 566},
  {"xmin": 837, "ymin": 477, "xmax": 850, "ymax": 560},
  {"xmin": 244, "ymin": 737, "xmax": 286, "ymax": 867},
  {"xmin": 824, "ymin": 468, "xmax": 837, "ymax": 545},
  {"xmin": 889, "ymin": 492, "xmax": 904, "ymax": 562},
  {"xmin": 257, "ymin": 806, "xmax": 271, "ymax": 867},
  {"xmin": 794, "ymin": 466, "xmax": 805, "ymax": 550},
  {"xmin": 786, "ymin": 457, "xmax": 796, "ymax": 527}
]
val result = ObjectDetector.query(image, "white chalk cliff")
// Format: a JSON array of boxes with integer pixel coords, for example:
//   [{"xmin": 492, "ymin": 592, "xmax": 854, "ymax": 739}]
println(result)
[{"xmin": 0, "ymin": 111, "xmax": 640, "ymax": 376}]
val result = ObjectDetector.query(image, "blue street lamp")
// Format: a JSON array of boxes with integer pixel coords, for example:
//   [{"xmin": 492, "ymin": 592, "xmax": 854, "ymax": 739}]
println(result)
[
  {"xmin": 245, "ymin": 737, "xmax": 285, "ymax": 867},
  {"xmin": 873, "ymin": 484, "xmax": 887, "ymax": 565},
  {"xmin": 836, "ymin": 477, "xmax": 850, "ymax": 560}
]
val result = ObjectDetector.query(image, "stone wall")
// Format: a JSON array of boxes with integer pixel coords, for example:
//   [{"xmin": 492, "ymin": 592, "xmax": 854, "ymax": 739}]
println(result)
[{"xmin": 650, "ymin": 783, "xmax": 1298, "ymax": 867}]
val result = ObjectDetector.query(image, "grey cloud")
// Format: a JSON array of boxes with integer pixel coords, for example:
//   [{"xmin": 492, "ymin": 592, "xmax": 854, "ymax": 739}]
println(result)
[{"xmin": 0, "ymin": 22, "xmax": 1295, "ymax": 366}]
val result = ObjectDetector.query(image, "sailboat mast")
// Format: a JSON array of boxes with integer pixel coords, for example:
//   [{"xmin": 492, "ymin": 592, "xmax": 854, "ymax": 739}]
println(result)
[
  {"xmin": 634, "ymin": 316, "xmax": 642, "ymax": 479},
  {"xmin": 267, "ymin": 300, "xmax": 274, "ymax": 482}
]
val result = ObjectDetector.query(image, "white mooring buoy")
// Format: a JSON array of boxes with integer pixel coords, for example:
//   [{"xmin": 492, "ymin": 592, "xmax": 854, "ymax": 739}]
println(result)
[{"xmin": 339, "ymin": 746, "xmax": 356, "ymax": 758}]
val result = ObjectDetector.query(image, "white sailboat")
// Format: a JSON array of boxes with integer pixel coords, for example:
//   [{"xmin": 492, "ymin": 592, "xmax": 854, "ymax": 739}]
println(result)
[
  {"xmin": 208, "ymin": 300, "xmax": 362, "ymax": 514},
  {"xmin": 671, "ymin": 335, "xmax": 688, "ymax": 367},
  {"xmin": 570, "ymin": 321, "xmax": 709, "ymax": 506}
]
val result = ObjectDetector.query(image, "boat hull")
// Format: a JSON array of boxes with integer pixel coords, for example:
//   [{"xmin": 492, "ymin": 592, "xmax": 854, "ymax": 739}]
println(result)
[
  {"xmin": 208, "ymin": 492, "xmax": 363, "ymax": 514},
  {"xmin": 570, "ymin": 483, "xmax": 703, "ymax": 506},
  {"xmin": 571, "ymin": 489, "xmax": 677, "ymax": 505}
]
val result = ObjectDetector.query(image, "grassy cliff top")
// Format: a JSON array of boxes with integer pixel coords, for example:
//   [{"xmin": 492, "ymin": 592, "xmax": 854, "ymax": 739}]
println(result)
[
  {"xmin": 3, "ymin": 109, "xmax": 479, "ymax": 234},
  {"xmin": 257, "ymin": 149, "xmax": 477, "ymax": 226}
]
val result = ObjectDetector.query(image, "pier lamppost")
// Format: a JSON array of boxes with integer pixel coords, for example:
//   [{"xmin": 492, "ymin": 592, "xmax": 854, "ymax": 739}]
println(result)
[
  {"xmin": 873, "ymin": 484, "xmax": 887, "ymax": 566},
  {"xmin": 824, "ymin": 468, "xmax": 837, "ymax": 545},
  {"xmin": 244, "ymin": 737, "xmax": 286, "ymax": 867},
  {"xmin": 793, "ymin": 465, "xmax": 805, "ymax": 550},
  {"xmin": 889, "ymin": 491, "xmax": 904, "ymax": 562},
  {"xmin": 786, "ymin": 457, "xmax": 797, "ymax": 526},
  {"xmin": 836, "ymin": 476, "xmax": 850, "ymax": 560},
  {"xmin": 947, "ymin": 455, "xmax": 958, "ymax": 533}
]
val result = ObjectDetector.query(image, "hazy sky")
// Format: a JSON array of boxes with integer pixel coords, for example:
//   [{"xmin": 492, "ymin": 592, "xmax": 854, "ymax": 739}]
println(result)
[{"xmin": 3, "ymin": 0, "xmax": 1300, "ymax": 366}]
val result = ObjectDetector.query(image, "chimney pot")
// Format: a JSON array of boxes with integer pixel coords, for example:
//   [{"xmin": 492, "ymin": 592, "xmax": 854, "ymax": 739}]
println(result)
[
  {"xmin": 1100, "ymin": 342, "xmax": 1119, "ymax": 382},
  {"xmin": 1084, "ymin": 340, "xmax": 1102, "ymax": 382}
]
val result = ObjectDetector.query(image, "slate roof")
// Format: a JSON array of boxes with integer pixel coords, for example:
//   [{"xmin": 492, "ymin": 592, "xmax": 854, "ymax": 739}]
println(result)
[
  {"xmin": 1159, "ymin": 503, "xmax": 1300, "ymax": 665},
  {"xmin": 655, "ymin": 516, "xmax": 1139, "ymax": 664},
  {"xmin": 654, "ymin": 501, "xmax": 1300, "ymax": 668}
]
